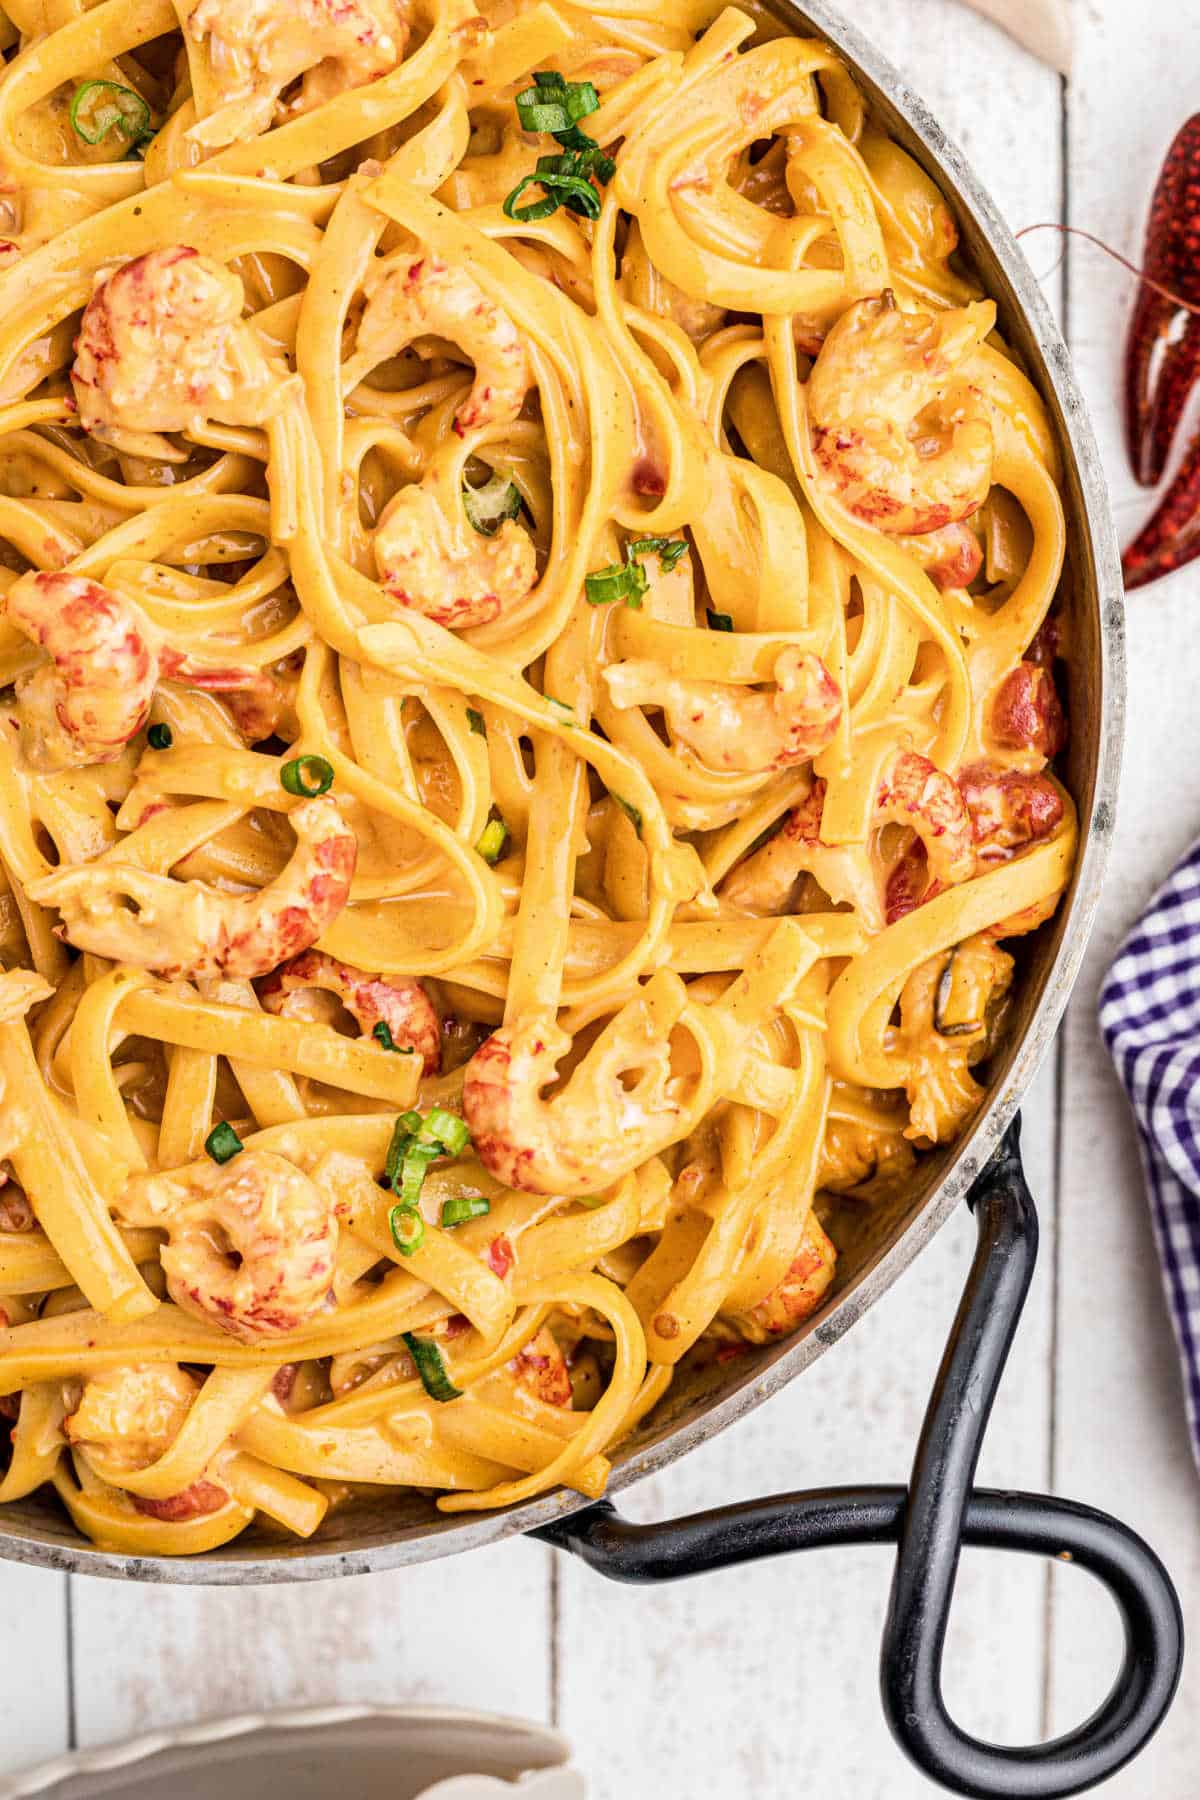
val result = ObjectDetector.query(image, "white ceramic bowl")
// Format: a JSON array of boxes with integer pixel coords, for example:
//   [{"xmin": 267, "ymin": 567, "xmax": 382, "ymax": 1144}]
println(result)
[{"xmin": 0, "ymin": 1705, "xmax": 585, "ymax": 1800}]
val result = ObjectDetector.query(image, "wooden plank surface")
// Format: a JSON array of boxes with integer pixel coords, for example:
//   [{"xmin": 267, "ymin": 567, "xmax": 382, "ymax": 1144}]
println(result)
[
  {"xmin": 6, "ymin": 1, "xmax": 1200, "ymax": 1795},
  {"xmin": 0, "ymin": 1566, "xmax": 68, "ymax": 1769},
  {"xmin": 70, "ymin": 1543, "xmax": 553, "ymax": 1746},
  {"xmin": 1047, "ymin": 0, "xmax": 1200, "ymax": 1790}
]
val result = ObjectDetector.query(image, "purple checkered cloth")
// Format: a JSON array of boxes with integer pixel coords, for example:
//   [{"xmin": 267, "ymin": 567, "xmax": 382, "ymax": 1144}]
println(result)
[{"xmin": 1100, "ymin": 842, "xmax": 1200, "ymax": 1467}]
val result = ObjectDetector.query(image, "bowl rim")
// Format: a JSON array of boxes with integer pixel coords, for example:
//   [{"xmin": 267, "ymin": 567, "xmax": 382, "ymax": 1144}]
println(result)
[{"xmin": 0, "ymin": 1703, "xmax": 574, "ymax": 1800}]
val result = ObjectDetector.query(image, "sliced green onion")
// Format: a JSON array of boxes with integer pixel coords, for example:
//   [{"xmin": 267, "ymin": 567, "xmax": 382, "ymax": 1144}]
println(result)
[
  {"xmin": 69, "ymin": 80, "xmax": 152, "ymax": 148},
  {"xmin": 372, "ymin": 1021, "xmax": 413, "ymax": 1054},
  {"xmin": 384, "ymin": 1113, "xmax": 422, "ymax": 1186},
  {"xmin": 476, "ymin": 817, "xmax": 509, "ymax": 864},
  {"xmin": 389, "ymin": 1204, "xmax": 426, "ymax": 1255},
  {"xmin": 501, "ymin": 179, "xmax": 561, "ymax": 224},
  {"xmin": 280, "ymin": 754, "xmax": 334, "ymax": 797},
  {"xmin": 204, "ymin": 1121, "xmax": 242, "ymax": 1164},
  {"xmin": 402, "ymin": 1332, "xmax": 462, "ymax": 1402},
  {"xmin": 384, "ymin": 1127, "xmax": 407, "ymax": 1188},
  {"xmin": 399, "ymin": 1142, "xmax": 440, "ymax": 1207},
  {"xmin": 467, "ymin": 707, "xmax": 487, "ymax": 737},
  {"xmin": 440, "ymin": 1194, "xmax": 491, "ymax": 1228},
  {"xmin": 613, "ymin": 795, "xmax": 643, "ymax": 837},
  {"xmin": 555, "ymin": 144, "xmax": 615, "ymax": 189},
  {"xmin": 628, "ymin": 536, "xmax": 689, "ymax": 574},
  {"xmin": 586, "ymin": 535, "xmax": 686, "ymax": 608},
  {"xmin": 577, "ymin": 1194, "xmax": 608, "ymax": 1210},
  {"xmin": 585, "ymin": 559, "xmax": 648, "ymax": 608},
  {"xmin": 516, "ymin": 94, "xmax": 572, "ymax": 133},
  {"xmin": 563, "ymin": 78, "xmax": 600, "ymax": 121},
  {"xmin": 707, "ymin": 609, "xmax": 734, "ymax": 632},
  {"xmin": 463, "ymin": 468, "xmax": 522, "ymax": 536},
  {"xmin": 502, "ymin": 147, "xmax": 613, "ymax": 224},
  {"xmin": 504, "ymin": 166, "xmax": 602, "ymax": 223},
  {"xmin": 554, "ymin": 123, "xmax": 600, "ymax": 153},
  {"xmin": 146, "ymin": 722, "xmax": 172, "ymax": 749},
  {"xmin": 386, "ymin": 1106, "xmax": 470, "ymax": 1193},
  {"xmin": 423, "ymin": 1108, "xmax": 470, "ymax": 1155},
  {"xmin": 516, "ymin": 75, "xmax": 600, "ymax": 138}
]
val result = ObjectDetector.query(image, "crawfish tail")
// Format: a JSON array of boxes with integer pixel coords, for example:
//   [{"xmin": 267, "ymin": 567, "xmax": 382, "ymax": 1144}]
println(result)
[
  {"xmin": 1122, "ymin": 426, "xmax": 1200, "ymax": 590},
  {"xmin": 1125, "ymin": 113, "xmax": 1200, "ymax": 488},
  {"xmin": 1149, "ymin": 314, "xmax": 1200, "ymax": 490}
]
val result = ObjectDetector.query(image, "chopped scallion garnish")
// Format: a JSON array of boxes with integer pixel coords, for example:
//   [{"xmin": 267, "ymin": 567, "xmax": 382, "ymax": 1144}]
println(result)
[
  {"xmin": 372, "ymin": 1021, "xmax": 413, "ymax": 1054},
  {"xmin": 585, "ymin": 536, "xmax": 687, "ymax": 608},
  {"xmin": 423, "ymin": 1108, "xmax": 470, "ymax": 1155},
  {"xmin": 399, "ymin": 1142, "xmax": 440, "ymax": 1208},
  {"xmin": 585, "ymin": 559, "xmax": 648, "ymax": 608},
  {"xmin": 402, "ymin": 1331, "xmax": 462, "ymax": 1402},
  {"xmin": 503, "ymin": 146, "xmax": 615, "ymax": 224},
  {"xmin": 389, "ymin": 1204, "xmax": 426, "ymax": 1255},
  {"xmin": 463, "ymin": 467, "xmax": 522, "ymax": 536},
  {"xmin": 385, "ymin": 1115, "xmax": 417, "ymax": 1187},
  {"xmin": 204, "ymin": 1121, "xmax": 242, "ymax": 1164},
  {"xmin": 707, "ymin": 609, "xmax": 733, "ymax": 632},
  {"xmin": 516, "ymin": 95, "xmax": 571, "ymax": 134},
  {"xmin": 440, "ymin": 1194, "xmax": 491, "ymax": 1228},
  {"xmin": 280, "ymin": 754, "xmax": 334, "ymax": 797},
  {"xmin": 467, "ymin": 707, "xmax": 487, "ymax": 737},
  {"xmin": 146, "ymin": 722, "xmax": 172, "ymax": 749},
  {"xmin": 69, "ymin": 80, "xmax": 153, "ymax": 148},
  {"xmin": 613, "ymin": 795, "xmax": 643, "ymax": 836},
  {"xmin": 628, "ymin": 536, "xmax": 689, "ymax": 574},
  {"xmin": 384, "ymin": 1107, "xmax": 472, "ymax": 1195},
  {"xmin": 515, "ymin": 74, "xmax": 600, "ymax": 138},
  {"xmin": 476, "ymin": 816, "xmax": 510, "ymax": 864}
]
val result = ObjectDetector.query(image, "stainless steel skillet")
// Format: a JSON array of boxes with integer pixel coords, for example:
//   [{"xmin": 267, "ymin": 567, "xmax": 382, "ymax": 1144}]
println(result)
[{"xmin": 0, "ymin": 3, "xmax": 1182, "ymax": 1794}]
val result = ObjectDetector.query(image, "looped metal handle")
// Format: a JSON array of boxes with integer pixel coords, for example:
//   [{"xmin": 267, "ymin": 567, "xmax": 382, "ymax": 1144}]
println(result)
[
  {"xmin": 535, "ymin": 1122, "xmax": 1183, "ymax": 1798},
  {"xmin": 879, "ymin": 1121, "xmax": 1182, "ymax": 1797}
]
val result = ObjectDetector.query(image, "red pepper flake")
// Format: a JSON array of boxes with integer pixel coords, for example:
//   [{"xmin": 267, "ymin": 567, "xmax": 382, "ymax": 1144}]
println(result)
[
  {"xmin": 632, "ymin": 457, "xmax": 666, "ymax": 497},
  {"xmin": 487, "ymin": 1234, "xmax": 514, "ymax": 1278}
]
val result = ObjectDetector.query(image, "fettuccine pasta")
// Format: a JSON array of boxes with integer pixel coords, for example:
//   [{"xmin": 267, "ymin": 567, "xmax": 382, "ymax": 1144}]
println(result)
[{"xmin": 0, "ymin": 0, "xmax": 1075, "ymax": 1556}]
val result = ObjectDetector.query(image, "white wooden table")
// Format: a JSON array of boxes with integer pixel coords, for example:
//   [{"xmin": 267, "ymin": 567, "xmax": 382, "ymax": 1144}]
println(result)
[{"xmin": 4, "ymin": 1, "xmax": 1200, "ymax": 1793}]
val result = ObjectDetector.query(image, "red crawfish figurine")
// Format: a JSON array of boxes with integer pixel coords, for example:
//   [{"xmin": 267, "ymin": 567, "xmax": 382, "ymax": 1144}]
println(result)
[{"xmin": 1123, "ymin": 114, "xmax": 1200, "ymax": 590}]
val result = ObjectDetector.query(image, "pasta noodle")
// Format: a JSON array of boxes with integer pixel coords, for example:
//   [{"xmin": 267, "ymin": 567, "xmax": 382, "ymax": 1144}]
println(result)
[{"xmin": 0, "ymin": 0, "xmax": 1075, "ymax": 1556}]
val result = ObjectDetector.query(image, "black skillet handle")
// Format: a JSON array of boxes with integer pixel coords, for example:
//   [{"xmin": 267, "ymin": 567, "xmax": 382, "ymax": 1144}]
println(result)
[{"xmin": 534, "ymin": 1120, "xmax": 1183, "ymax": 1798}]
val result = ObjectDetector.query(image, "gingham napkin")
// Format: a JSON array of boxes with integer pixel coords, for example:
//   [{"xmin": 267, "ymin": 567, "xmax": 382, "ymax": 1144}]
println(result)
[
  {"xmin": 1099, "ymin": 844, "xmax": 1200, "ymax": 1469},
  {"xmin": 958, "ymin": 0, "xmax": 1073, "ymax": 72}
]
